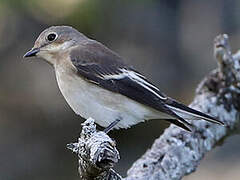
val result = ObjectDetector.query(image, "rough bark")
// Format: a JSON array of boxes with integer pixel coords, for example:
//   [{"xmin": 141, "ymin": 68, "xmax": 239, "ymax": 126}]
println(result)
[
  {"xmin": 67, "ymin": 34, "xmax": 240, "ymax": 180},
  {"xmin": 67, "ymin": 118, "xmax": 122, "ymax": 180}
]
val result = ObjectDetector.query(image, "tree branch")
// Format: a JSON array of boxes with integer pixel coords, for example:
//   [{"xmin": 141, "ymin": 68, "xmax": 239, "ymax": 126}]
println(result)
[
  {"xmin": 67, "ymin": 118, "xmax": 122, "ymax": 180},
  {"xmin": 68, "ymin": 34, "xmax": 240, "ymax": 180}
]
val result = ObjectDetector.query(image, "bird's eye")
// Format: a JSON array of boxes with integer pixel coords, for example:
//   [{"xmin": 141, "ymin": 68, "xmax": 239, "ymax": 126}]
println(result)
[{"xmin": 47, "ymin": 33, "xmax": 57, "ymax": 42}]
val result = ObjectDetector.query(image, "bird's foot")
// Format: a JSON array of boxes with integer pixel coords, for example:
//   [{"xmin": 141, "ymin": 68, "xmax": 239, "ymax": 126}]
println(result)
[{"xmin": 103, "ymin": 119, "xmax": 121, "ymax": 133}]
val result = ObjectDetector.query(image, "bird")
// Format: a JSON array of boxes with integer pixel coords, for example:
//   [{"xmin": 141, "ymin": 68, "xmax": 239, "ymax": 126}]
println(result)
[{"xmin": 23, "ymin": 26, "xmax": 224, "ymax": 133}]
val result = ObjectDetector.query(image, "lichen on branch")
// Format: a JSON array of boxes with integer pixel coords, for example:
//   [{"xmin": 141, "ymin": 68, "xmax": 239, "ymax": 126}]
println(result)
[{"xmin": 68, "ymin": 34, "xmax": 240, "ymax": 180}]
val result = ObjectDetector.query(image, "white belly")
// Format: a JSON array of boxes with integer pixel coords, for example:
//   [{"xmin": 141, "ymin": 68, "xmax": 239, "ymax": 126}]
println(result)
[{"xmin": 55, "ymin": 66, "xmax": 167, "ymax": 129}]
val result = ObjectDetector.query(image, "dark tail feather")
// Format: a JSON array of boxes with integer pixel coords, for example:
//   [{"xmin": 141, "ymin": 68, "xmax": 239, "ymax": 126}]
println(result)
[
  {"xmin": 166, "ymin": 99, "xmax": 224, "ymax": 125},
  {"xmin": 165, "ymin": 119, "xmax": 193, "ymax": 132}
]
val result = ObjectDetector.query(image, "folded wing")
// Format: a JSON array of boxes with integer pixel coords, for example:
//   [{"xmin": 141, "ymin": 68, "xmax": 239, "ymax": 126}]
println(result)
[{"xmin": 69, "ymin": 40, "xmax": 224, "ymax": 130}]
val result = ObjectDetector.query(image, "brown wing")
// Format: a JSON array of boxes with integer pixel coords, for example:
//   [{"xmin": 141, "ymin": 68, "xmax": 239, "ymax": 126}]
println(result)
[{"xmin": 69, "ymin": 40, "xmax": 224, "ymax": 129}]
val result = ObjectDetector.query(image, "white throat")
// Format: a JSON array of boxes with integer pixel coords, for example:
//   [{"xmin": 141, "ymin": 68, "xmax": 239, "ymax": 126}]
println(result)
[{"xmin": 37, "ymin": 41, "xmax": 72, "ymax": 65}]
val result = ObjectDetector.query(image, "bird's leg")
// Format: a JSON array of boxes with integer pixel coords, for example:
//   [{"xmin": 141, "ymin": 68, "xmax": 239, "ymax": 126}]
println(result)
[{"xmin": 103, "ymin": 118, "xmax": 121, "ymax": 133}]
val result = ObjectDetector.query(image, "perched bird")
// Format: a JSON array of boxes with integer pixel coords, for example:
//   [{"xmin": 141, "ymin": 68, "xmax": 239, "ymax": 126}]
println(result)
[{"xmin": 24, "ymin": 26, "xmax": 223, "ymax": 133}]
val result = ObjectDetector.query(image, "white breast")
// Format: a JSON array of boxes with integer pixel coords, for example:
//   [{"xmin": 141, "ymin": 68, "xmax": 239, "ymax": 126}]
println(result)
[{"xmin": 54, "ymin": 65, "xmax": 168, "ymax": 129}]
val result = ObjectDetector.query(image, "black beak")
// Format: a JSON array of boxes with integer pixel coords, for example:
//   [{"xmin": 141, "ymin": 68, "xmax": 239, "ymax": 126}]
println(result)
[{"xmin": 23, "ymin": 48, "xmax": 40, "ymax": 58}]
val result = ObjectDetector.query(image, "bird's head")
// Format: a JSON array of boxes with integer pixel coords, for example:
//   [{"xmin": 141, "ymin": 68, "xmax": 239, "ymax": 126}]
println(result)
[{"xmin": 23, "ymin": 26, "xmax": 87, "ymax": 65}]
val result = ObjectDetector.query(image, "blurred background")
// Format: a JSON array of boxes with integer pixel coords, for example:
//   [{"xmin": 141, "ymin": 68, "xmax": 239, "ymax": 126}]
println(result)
[{"xmin": 0, "ymin": 0, "xmax": 240, "ymax": 179}]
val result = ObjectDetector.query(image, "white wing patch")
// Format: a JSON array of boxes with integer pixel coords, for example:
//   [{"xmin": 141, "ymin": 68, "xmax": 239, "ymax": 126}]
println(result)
[{"xmin": 102, "ymin": 69, "xmax": 167, "ymax": 100}]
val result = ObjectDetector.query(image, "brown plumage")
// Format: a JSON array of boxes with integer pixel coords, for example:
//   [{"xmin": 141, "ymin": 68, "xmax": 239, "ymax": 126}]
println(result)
[{"xmin": 24, "ymin": 26, "xmax": 224, "ymax": 132}]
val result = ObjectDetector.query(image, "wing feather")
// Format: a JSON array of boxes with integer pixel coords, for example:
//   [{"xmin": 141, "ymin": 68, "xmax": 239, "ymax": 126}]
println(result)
[
  {"xmin": 70, "ymin": 41, "xmax": 168, "ymax": 110},
  {"xmin": 69, "ymin": 40, "xmax": 223, "ymax": 127}
]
